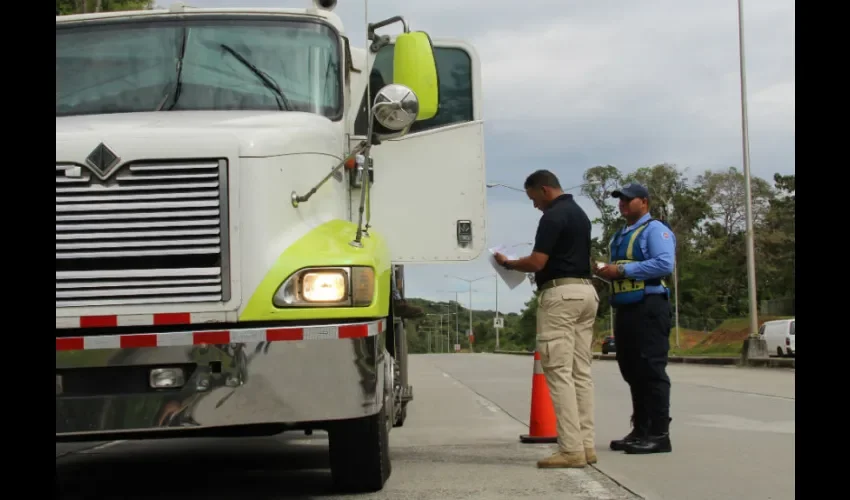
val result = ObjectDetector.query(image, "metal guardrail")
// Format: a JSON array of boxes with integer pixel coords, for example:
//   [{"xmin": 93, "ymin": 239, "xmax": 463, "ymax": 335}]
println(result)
[{"xmin": 492, "ymin": 350, "xmax": 795, "ymax": 369}]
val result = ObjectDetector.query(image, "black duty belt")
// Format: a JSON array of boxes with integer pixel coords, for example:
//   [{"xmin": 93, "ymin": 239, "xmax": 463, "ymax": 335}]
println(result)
[{"xmin": 538, "ymin": 277, "xmax": 593, "ymax": 291}]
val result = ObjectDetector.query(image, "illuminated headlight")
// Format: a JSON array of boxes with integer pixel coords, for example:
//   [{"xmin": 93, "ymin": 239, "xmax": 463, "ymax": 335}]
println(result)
[{"xmin": 273, "ymin": 267, "xmax": 375, "ymax": 307}]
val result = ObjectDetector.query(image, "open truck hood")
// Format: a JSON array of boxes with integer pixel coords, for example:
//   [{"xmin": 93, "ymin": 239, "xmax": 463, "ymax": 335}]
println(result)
[{"xmin": 55, "ymin": 110, "xmax": 341, "ymax": 159}]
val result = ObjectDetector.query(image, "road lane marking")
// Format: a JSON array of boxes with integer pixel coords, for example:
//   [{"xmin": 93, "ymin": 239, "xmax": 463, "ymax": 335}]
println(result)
[{"xmin": 80, "ymin": 440, "xmax": 126, "ymax": 453}]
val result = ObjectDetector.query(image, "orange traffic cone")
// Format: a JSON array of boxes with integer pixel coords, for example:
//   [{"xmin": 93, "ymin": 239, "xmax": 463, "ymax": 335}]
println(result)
[{"xmin": 519, "ymin": 350, "xmax": 558, "ymax": 443}]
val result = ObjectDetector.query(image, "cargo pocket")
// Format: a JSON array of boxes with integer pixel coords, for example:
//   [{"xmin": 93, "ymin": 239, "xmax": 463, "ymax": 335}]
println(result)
[{"xmin": 539, "ymin": 336, "xmax": 569, "ymax": 369}]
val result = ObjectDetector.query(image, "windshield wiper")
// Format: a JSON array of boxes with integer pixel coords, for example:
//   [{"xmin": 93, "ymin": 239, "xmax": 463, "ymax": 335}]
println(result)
[
  {"xmin": 220, "ymin": 44, "xmax": 291, "ymax": 111},
  {"xmin": 158, "ymin": 27, "xmax": 188, "ymax": 111}
]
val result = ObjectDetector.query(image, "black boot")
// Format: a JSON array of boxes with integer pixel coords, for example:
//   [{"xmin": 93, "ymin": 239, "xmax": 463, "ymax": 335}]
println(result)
[
  {"xmin": 610, "ymin": 415, "xmax": 648, "ymax": 451},
  {"xmin": 624, "ymin": 418, "xmax": 673, "ymax": 454},
  {"xmin": 623, "ymin": 433, "xmax": 672, "ymax": 454}
]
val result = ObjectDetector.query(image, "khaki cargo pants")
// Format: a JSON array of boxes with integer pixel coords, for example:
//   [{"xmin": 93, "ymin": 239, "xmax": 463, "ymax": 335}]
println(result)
[{"xmin": 536, "ymin": 281, "xmax": 599, "ymax": 453}]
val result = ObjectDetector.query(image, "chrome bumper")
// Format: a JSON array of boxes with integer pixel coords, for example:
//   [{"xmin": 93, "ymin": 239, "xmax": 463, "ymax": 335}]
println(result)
[{"xmin": 56, "ymin": 319, "xmax": 387, "ymax": 437}]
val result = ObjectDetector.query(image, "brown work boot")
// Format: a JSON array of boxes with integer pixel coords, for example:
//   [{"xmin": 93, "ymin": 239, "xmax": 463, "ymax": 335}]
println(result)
[
  {"xmin": 537, "ymin": 451, "xmax": 587, "ymax": 469},
  {"xmin": 585, "ymin": 447, "xmax": 598, "ymax": 464}
]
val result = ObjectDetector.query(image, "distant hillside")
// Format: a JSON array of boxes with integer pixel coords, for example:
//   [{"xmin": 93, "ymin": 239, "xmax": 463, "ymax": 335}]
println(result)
[
  {"xmin": 397, "ymin": 296, "xmax": 609, "ymax": 353},
  {"xmin": 397, "ymin": 296, "xmax": 522, "ymax": 353}
]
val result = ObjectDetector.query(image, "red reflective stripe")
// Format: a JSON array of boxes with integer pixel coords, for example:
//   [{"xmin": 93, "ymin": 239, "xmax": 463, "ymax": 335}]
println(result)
[
  {"xmin": 57, "ymin": 337, "xmax": 84, "ymax": 351},
  {"xmin": 339, "ymin": 324, "xmax": 368, "ymax": 339},
  {"xmin": 153, "ymin": 313, "xmax": 191, "ymax": 325},
  {"xmin": 193, "ymin": 331, "xmax": 230, "ymax": 345},
  {"xmin": 266, "ymin": 328, "xmax": 303, "ymax": 342},
  {"xmin": 120, "ymin": 334, "xmax": 158, "ymax": 349},
  {"xmin": 55, "ymin": 321, "xmax": 381, "ymax": 351},
  {"xmin": 81, "ymin": 316, "xmax": 117, "ymax": 328}
]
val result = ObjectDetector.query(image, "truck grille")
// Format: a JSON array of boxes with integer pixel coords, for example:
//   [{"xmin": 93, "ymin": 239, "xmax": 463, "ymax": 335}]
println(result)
[{"xmin": 56, "ymin": 159, "xmax": 230, "ymax": 308}]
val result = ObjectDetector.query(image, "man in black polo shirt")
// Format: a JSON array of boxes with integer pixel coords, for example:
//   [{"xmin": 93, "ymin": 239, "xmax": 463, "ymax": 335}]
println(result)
[{"xmin": 494, "ymin": 169, "xmax": 599, "ymax": 469}]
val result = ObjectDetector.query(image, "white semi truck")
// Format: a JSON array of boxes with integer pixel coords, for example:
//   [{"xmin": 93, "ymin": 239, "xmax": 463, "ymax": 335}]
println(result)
[{"xmin": 56, "ymin": 0, "xmax": 486, "ymax": 492}]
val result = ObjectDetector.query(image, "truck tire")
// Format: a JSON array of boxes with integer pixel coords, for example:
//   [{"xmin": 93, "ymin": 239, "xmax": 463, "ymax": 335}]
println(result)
[{"xmin": 328, "ymin": 403, "xmax": 391, "ymax": 493}]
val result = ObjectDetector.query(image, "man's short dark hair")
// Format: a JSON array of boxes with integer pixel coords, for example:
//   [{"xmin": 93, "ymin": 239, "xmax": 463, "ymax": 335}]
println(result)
[{"xmin": 524, "ymin": 169, "xmax": 562, "ymax": 190}]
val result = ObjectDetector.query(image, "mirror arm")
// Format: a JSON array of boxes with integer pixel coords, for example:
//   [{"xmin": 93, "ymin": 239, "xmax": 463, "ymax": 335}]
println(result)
[
  {"xmin": 291, "ymin": 140, "xmax": 368, "ymax": 208},
  {"xmin": 367, "ymin": 16, "xmax": 410, "ymax": 53},
  {"xmin": 350, "ymin": 101, "xmax": 382, "ymax": 247}
]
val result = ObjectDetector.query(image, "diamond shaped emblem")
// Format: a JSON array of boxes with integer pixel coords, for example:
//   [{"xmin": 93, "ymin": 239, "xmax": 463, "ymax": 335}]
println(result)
[{"xmin": 84, "ymin": 142, "xmax": 121, "ymax": 180}]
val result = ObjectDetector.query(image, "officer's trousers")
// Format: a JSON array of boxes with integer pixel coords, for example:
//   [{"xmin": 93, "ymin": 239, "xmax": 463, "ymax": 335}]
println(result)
[
  {"xmin": 536, "ymin": 282, "xmax": 599, "ymax": 453},
  {"xmin": 613, "ymin": 294, "xmax": 672, "ymax": 435}
]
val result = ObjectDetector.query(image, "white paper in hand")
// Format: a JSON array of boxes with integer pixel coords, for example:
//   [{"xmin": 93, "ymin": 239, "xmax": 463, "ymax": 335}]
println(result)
[{"xmin": 489, "ymin": 245, "xmax": 528, "ymax": 290}]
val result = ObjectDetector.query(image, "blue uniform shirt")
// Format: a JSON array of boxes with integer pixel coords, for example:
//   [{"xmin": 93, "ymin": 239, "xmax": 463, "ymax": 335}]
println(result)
[{"xmin": 610, "ymin": 213, "xmax": 677, "ymax": 295}]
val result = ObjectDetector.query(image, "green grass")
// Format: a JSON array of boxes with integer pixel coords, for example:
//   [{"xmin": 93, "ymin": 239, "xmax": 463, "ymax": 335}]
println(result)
[{"xmin": 669, "ymin": 343, "xmax": 741, "ymax": 357}]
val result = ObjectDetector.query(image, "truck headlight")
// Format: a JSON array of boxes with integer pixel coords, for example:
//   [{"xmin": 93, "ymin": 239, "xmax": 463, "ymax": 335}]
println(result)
[{"xmin": 273, "ymin": 266, "xmax": 375, "ymax": 307}]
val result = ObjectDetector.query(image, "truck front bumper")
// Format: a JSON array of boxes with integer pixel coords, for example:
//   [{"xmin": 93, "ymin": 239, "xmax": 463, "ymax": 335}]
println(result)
[{"xmin": 56, "ymin": 319, "xmax": 387, "ymax": 438}]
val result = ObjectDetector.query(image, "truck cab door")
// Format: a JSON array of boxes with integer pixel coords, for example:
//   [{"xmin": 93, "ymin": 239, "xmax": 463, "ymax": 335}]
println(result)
[{"xmin": 348, "ymin": 39, "xmax": 486, "ymax": 264}]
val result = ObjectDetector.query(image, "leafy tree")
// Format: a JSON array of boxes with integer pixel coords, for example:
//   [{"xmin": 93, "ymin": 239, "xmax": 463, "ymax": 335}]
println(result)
[{"xmin": 57, "ymin": 0, "xmax": 154, "ymax": 15}]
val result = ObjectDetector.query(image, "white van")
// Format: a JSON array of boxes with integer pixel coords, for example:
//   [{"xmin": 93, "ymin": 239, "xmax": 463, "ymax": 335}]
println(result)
[{"xmin": 759, "ymin": 318, "xmax": 795, "ymax": 357}]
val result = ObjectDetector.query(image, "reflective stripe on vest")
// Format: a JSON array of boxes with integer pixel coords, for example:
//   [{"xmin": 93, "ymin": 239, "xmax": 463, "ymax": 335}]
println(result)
[{"xmin": 608, "ymin": 219, "xmax": 668, "ymax": 306}]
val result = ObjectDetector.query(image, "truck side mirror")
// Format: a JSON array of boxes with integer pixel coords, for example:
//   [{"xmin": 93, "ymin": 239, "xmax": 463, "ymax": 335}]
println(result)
[
  {"xmin": 372, "ymin": 84, "xmax": 420, "ymax": 132},
  {"xmin": 392, "ymin": 31, "xmax": 439, "ymax": 121}
]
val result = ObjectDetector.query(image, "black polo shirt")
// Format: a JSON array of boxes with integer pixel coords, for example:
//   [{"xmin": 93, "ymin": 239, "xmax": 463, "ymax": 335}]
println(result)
[{"xmin": 532, "ymin": 193, "xmax": 593, "ymax": 287}]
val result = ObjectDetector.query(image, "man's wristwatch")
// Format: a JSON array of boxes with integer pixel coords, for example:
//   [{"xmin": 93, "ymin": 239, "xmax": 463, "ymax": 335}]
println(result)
[{"xmin": 616, "ymin": 264, "xmax": 625, "ymax": 277}]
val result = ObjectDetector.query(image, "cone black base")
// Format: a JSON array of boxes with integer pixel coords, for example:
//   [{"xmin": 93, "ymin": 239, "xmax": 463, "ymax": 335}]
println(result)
[{"xmin": 519, "ymin": 434, "xmax": 557, "ymax": 444}]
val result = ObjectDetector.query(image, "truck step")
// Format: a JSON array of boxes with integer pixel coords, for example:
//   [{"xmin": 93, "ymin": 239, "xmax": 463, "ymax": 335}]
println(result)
[{"xmin": 402, "ymin": 385, "xmax": 414, "ymax": 402}]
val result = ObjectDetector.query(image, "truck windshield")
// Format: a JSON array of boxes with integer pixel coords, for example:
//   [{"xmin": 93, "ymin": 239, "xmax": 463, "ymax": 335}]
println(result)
[{"xmin": 56, "ymin": 17, "xmax": 342, "ymax": 119}]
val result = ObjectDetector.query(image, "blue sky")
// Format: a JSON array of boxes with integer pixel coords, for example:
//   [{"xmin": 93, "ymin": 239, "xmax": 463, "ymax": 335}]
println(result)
[{"xmin": 188, "ymin": 0, "xmax": 795, "ymax": 314}]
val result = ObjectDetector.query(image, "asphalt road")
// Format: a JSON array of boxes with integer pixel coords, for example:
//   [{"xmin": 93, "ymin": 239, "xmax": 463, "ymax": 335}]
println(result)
[
  {"xmin": 428, "ymin": 354, "xmax": 796, "ymax": 500},
  {"xmin": 56, "ymin": 354, "xmax": 794, "ymax": 500}
]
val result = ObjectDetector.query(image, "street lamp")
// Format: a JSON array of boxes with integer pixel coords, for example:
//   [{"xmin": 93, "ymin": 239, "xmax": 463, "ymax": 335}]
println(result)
[
  {"xmin": 486, "ymin": 181, "xmax": 597, "ymax": 194},
  {"xmin": 736, "ymin": 0, "xmax": 766, "ymax": 358},
  {"xmin": 486, "ymin": 183, "xmax": 524, "ymax": 192},
  {"xmin": 424, "ymin": 313, "xmax": 440, "ymax": 353},
  {"xmin": 446, "ymin": 274, "xmax": 492, "ymax": 352},
  {"xmin": 437, "ymin": 289, "xmax": 474, "ymax": 353}
]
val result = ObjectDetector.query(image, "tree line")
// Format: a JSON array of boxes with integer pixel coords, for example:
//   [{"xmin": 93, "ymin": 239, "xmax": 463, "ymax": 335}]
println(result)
[{"xmin": 56, "ymin": 0, "xmax": 153, "ymax": 15}]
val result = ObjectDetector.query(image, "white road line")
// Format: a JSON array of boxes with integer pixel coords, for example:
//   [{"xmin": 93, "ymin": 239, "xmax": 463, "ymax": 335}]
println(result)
[
  {"xmin": 80, "ymin": 440, "xmax": 126, "ymax": 453},
  {"xmin": 476, "ymin": 397, "xmax": 502, "ymax": 414}
]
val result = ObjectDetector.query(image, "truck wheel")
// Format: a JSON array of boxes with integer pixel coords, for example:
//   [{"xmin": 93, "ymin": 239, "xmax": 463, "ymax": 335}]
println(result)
[{"xmin": 328, "ymin": 403, "xmax": 391, "ymax": 493}]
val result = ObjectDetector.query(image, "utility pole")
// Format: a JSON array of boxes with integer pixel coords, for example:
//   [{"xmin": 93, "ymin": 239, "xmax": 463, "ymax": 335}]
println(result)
[
  {"xmin": 736, "ymin": 0, "xmax": 767, "ymax": 359},
  {"xmin": 446, "ymin": 274, "xmax": 491, "ymax": 353},
  {"xmin": 494, "ymin": 275, "xmax": 500, "ymax": 350},
  {"xmin": 425, "ymin": 313, "xmax": 442, "ymax": 353}
]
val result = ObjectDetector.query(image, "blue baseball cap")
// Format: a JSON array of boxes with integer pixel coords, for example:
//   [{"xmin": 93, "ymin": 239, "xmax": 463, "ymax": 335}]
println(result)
[{"xmin": 611, "ymin": 183, "xmax": 650, "ymax": 199}]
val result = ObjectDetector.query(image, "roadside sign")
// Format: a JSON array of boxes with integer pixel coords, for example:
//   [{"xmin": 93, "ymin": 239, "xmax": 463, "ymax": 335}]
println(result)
[
  {"xmin": 454, "ymin": 344, "xmax": 461, "ymax": 352},
  {"xmin": 493, "ymin": 317, "xmax": 504, "ymax": 328}
]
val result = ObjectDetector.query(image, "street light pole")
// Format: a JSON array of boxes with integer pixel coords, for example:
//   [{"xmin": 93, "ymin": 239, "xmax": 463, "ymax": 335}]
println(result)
[
  {"xmin": 455, "ymin": 297, "xmax": 459, "ymax": 350},
  {"xmin": 446, "ymin": 274, "xmax": 491, "ymax": 352},
  {"xmin": 486, "ymin": 181, "xmax": 597, "ymax": 194},
  {"xmin": 494, "ymin": 275, "xmax": 499, "ymax": 350},
  {"xmin": 736, "ymin": 0, "xmax": 765, "ymax": 357}
]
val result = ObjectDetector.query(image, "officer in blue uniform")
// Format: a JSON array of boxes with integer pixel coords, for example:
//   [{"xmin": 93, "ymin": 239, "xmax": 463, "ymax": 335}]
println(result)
[{"xmin": 593, "ymin": 183, "xmax": 676, "ymax": 454}]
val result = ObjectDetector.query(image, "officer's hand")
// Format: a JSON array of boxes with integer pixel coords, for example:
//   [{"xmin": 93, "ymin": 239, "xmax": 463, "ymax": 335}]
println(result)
[
  {"xmin": 493, "ymin": 252, "xmax": 508, "ymax": 266},
  {"xmin": 595, "ymin": 264, "xmax": 620, "ymax": 280}
]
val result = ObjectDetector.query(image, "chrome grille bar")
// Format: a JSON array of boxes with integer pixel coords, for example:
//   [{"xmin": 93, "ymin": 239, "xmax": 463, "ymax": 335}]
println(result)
[{"xmin": 55, "ymin": 160, "xmax": 231, "ymax": 308}]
